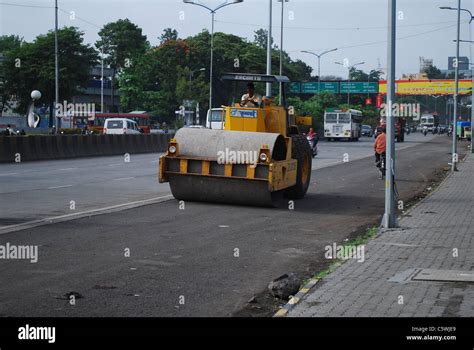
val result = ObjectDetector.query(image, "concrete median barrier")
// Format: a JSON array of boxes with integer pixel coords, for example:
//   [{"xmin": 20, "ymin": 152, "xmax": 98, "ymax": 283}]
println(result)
[{"xmin": 0, "ymin": 134, "xmax": 174, "ymax": 163}]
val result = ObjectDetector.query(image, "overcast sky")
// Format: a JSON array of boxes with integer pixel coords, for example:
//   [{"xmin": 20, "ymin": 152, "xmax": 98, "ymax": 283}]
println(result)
[{"xmin": 1, "ymin": 0, "xmax": 473, "ymax": 79}]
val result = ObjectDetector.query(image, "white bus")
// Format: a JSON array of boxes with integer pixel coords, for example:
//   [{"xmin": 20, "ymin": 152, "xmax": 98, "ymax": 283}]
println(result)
[
  {"xmin": 324, "ymin": 108, "xmax": 362, "ymax": 141},
  {"xmin": 419, "ymin": 114, "xmax": 435, "ymax": 132}
]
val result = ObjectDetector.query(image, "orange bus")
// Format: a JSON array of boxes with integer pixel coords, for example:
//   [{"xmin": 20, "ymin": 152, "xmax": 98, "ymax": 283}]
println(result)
[{"xmin": 89, "ymin": 113, "xmax": 151, "ymax": 134}]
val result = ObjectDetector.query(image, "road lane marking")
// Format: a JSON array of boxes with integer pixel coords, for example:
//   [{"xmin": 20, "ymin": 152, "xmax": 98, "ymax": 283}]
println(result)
[
  {"xmin": 113, "ymin": 177, "xmax": 135, "ymax": 181},
  {"xmin": 108, "ymin": 163, "xmax": 123, "ymax": 167},
  {"xmin": 58, "ymin": 167, "xmax": 77, "ymax": 171},
  {"xmin": 0, "ymin": 173, "xmax": 18, "ymax": 176},
  {"xmin": 0, "ymin": 194, "xmax": 174, "ymax": 235},
  {"xmin": 219, "ymin": 225, "xmax": 230, "ymax": 228},
  {"xmin": 47, "ymin": 185, "xmax": 73, "ymax": 190}
]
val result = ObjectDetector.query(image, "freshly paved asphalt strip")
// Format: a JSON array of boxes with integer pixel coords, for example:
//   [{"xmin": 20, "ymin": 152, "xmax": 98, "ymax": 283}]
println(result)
[{"xmin": 0, "ymin": 135, "xmax": 456, "ymax": 317}]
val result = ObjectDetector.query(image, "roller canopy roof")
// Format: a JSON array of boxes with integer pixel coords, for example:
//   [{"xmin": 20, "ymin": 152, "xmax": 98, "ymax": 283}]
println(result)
[{"xmin": 221, "ymin": 73, "xmax": 290, "ymax": 83}]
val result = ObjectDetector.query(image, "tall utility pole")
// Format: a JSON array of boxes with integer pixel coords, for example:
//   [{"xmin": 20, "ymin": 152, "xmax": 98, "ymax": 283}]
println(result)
[
  {"xmin": 441, "ymin": 3, "xmax": 472, "ymax": 157},
  {"xmin": 266, "ymin": 0, "xmax": 273, "ymax": 97},
  {"xmin": 384, "ymin": 0, "xmax": 397, "ymax": 228},
  {"xmin": 100, "ymin": 47, "xmax": 104, "ymax": 113},
  {"xmin": 183, "ymin": 1, "xmax": 243, "ymax": 119},
  {"xmin": 301, "ymin": 48, "xmax": 337, "ymax": 92},
  {"xmin": 451, "ymin": 1, "xmax": 461, "ymax": 171},
  {"xmin": 210, "ymin": 11, "xmax": 215, "ymax": 109},
  {"xmin": 278, "ymin": 0, "xmax": 288, "ymax": 104},
  {"xmin": 54, "ymin": 0, "xmax": 59, "ymax": 130}
]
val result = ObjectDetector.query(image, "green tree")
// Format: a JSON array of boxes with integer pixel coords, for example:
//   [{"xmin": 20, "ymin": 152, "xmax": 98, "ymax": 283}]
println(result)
[
  {"xmin": 175, "ymin": 66, "xmax": 208, "ymax": 106},
  {"xmin": 254, "ymin": 29, "xmax": 273, "ymax": 49},
  {"xmin": 160, "ymin": 28, "xmax": 178, "ymax": 44},
  {"xmin": 118, "ymin": 38, "xmax": 191, "ymax": 122},
  {"xmin": 96, "ymin": 19, "xmax": 148, "ymax": 71},
  {"xmin": 96, "ymin": 19, "xmax": 149, "ymax": 111},
  {"xmin": 349, "ymin": 68, "xmax": 383, "ymax": 81},
  {"xmin": 3, "ymin": 27, "xmax": 98, "ymax": 115},
  {"xmin": 422, "ymin": 65, "xmax": 445, "ymax": 79},
  {"xmin": 0, "ymin": 35, "xmax": 23, "ymax": 53},
  {"xmin": 321, "ymin": 75, "xmax": 344, "ymax": 81},
  {"xmin": 119, "ymin": 30, "xmax": 313, "ymax": 124},
  {"xmin": 0, "ymin": 35, "xmax": 24, "ymax": 115},
  {"xmin": 288, "ymin": 92, "xmax": 341, "ymax": 129}
]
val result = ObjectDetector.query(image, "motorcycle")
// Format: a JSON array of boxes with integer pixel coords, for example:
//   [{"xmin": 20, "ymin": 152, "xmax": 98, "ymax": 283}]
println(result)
[
  {"xmin": 422, "ymin": 127, "xmax": 428, "ymax": 136},
  {"xmin": 447, "ymin": 127, "xmax": 453, "ymax": 137},
  {"xmin": 306, "ymin": 134, "xmax": 318, "ymax": 158}
]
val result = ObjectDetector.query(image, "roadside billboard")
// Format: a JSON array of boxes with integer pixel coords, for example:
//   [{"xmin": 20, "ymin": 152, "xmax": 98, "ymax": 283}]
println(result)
[{"xmin": 378, "ymin": 80, "xmax": 472, "ymax": 95}]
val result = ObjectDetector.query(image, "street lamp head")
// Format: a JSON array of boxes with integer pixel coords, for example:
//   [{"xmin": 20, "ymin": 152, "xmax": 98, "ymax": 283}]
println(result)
[
  {"xmin": 183, "ymin": 0, "xmax": 194, "ymax": 3},
  {"xmin": 439, "ymin": 6, "xmax": 455, "ymax": 10},
  {"xmin": 31, "ymin": 90, "xmax": 41, "ymax": 101}
]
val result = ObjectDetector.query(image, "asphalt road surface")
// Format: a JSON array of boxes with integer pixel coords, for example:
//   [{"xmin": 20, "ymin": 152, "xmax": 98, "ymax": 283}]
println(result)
[
  {"xmin": 0, "ymin": 133, "xmax": 456, "ymax": 317},
  {"xmin": 0, "ymin": 132, "xmax": 435, "ymax": 229}
]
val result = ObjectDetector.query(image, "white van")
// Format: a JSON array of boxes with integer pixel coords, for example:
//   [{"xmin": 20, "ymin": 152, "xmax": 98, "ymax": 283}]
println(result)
[
  {"xmin": 206, "ymin": 108, "xmax": 224, "ymax": 129},
  {"xmin": 103, "ymin": 118, "xmax": 142, "ymax": 135}
]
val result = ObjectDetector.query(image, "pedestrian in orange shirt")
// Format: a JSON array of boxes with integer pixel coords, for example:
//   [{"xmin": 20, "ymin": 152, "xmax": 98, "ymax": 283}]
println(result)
[{"xmin": 374, "ymin": 127, "xmax": 386, "ymax": 179}]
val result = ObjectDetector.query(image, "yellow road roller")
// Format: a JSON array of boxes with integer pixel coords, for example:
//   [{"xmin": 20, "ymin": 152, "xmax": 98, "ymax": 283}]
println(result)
[{"xmin": 159, "ymin": 73, "xmax": 313, "ymax": 206}]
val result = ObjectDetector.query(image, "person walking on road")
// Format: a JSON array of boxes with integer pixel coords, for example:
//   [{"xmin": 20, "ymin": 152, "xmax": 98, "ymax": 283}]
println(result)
[{"xmin": 374, "ymin": 127, "xmax": 386, "ymax": 179}]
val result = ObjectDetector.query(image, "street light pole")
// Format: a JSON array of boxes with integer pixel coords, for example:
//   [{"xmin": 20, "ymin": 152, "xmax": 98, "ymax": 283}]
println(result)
[
  {"xmin": 54, "ymin": 0, "xmax": 59, "ymax": 130},
  {"xmin": 440, "ymin": 2, "xmax": 466, "ymax": 169},
  {"xmin": 469, "ymin": 20, "xmax": 474, "ymax": 154},
  {"xmin": 189, "ymin": 67, "xmax": 206, "ymax": 82},
  {"xmin": 278, "ymin": 0, "xmax": 288, "ymax": 105},
  {"xmin": 384, "ymin": 0, "xmax": 397, "ymax": 228},
  {"xmin": 347, "ymin": 68, "xmax": 350, "ymax": 104},
  {"xmin": 452, "ymin": 1, "xmax": 461, "ymax": 171},
  {"xmin": 301, "ymin": 49, "xmax": 337, "ymax": 92},
  {"xmin": 210, "ymin": 11, "xmax": 215, "ymax": 110},
  {"xmin": 266, "ymin": 0, "xmax": 273, "ymax": 97},
  {"xmin": 456, "ymin": 19, "xmax": 474, "ymax": 154},
  {"xmin": 101, "ymin": 47, "xmax": 104, "ymax": 113},
  {"xmin": 183, "ymin": 0, "xmax": 243, "ymax": 126}
]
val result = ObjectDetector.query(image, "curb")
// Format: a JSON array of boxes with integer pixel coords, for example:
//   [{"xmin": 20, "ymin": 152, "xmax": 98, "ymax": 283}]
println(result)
[{"xmin": 273, "ymin": 278, "xmax": 320, "ymax": 317}]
